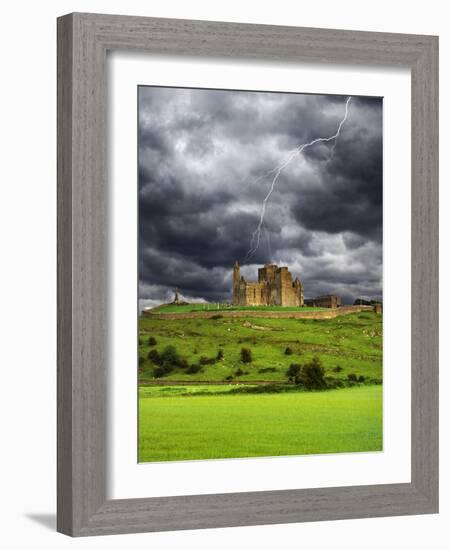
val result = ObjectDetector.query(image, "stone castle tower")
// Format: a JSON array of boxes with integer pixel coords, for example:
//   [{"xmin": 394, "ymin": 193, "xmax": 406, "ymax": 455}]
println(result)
[{"xmin": 232, "ymin": 262, "xmax": 304, "ymax": 307}]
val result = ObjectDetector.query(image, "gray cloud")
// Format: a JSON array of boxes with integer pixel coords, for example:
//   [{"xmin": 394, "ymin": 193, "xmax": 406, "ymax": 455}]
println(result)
[{"xmin": 138, "ymin": 87, "xmax": 382, "ymax": 305}]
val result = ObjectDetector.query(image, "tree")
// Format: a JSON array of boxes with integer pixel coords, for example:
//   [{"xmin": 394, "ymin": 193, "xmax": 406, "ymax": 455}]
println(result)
[
  {"xmin": 147, "ymin": 336, "xmax": 157, "ymax": 346},
  {"xmin": 186, "ymin": 363, "xmax": 202, "ymax": 374},
  {"xmin": 286, "ymin": 363, "xmax": 301, "ymax": 379},
  {"xmin": 240, "ymin": 347, "xmax": 252, "ymax": 363},
  {"xmin": 160, "ymin": 345, "xmax": 180, "ymax": 368},
  {"xmin": 295, "ymin": 357, "xmax": 326, "ymax": 390},
  {"xmin": 149, "ymin": 345, "xmax": 181, "ymax": 378},
  {"xmin": 148, "ymin": 349, "xmax": 161, "ymax": 364},
  {"xmin": 153, "ymin": 365, "xmax": 168, "ymax": 378}
]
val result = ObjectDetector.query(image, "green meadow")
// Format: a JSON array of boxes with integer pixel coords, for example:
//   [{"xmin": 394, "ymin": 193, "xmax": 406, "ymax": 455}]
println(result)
[
  {"xmin": 138, "ymin": 308, "xmax": 383, "ymax": 462},
  {"xmin": 139, "ymin": 385, "xmax": 382, "ymax": 462},
  {"xmin": 139, "ymin": 310, "xmax": 382, "ymax": 383}
]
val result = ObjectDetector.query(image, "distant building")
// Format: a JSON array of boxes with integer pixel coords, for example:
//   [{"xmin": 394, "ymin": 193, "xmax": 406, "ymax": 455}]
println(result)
[
  {"xmin": 304, "ymin": 294, "xmax": 341, "ymax": 308},
  {"xmin": 170, "ymin": 288, "xmax": 188, "ymax": 306},
  {"xmin": 232, "ymin": 262, "xmax": 304, "ymax": 307},
  {"xmin": 354, "ymin": 298, "xmax": 382, "ymax": 307},
  {"xmin": 173, "ymin": 288, "xmax": 180, "ymax": 304}
]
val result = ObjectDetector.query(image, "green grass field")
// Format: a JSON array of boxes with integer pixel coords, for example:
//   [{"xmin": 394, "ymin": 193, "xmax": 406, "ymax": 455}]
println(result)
[
  {"xmin": 139, "ymin": 385, "xmax": 382, "ymax": 462},
  {"xmin": 139, "ymin": 311, "xmax": 382, "ymax": 383},
  {"xmin": 138, "ymin": 308, "xmax": 383, "ymax": 462}
]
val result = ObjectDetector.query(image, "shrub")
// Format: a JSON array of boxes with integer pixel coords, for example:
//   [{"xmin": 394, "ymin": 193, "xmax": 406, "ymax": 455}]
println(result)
[
  {"xmin": 229, "ymin": 384, "xmax": 285, "ymax": 395},
  {"xmin": 216, "ymin": 349, "xmax": 224, "ymax": 361},
  {"xmin": 325, "ymin": 377, "xmax": 345, "ymax": 389},
  {"xmin": 296, "ymin": 357, "xmax": 326, "ymax": 390},
  {"xmin": 286, "ymin": 363, "xmax": 301, "ymax": 379},
  {"xmin": 332, "ymin": 365, "xmax": 343, "ymax": 373},
  {"xmin": 211, "ymin": 314, "xmax": 223, "ymax": 320},
  {"xmin": 235, "ymin": 367, "xmax": 248, "ymax": 377},
  {"xmin": 149, "ymin": 346, "xmax": 188, "ymax": 372},
  {"xmin": 240, "ymin": 347, "xmax": 252, "ymax": 363},
  {"xmin": 358, "ymin": 375, "xmax": 366, "ymax": 383},
  {"xmin": 325, "ymin": 376, "xmax": 338, "ymax": 388},
  {"xmin": 284, "ymin": 347, "xmax": 293, "ymax": 356},
  {"xmin": 147, "ymin": 336, "xmax": 157, "ymax": 346},
  {"xmin": 347, "ymin": 373, "xmax": 358, "ymax": 382},
  {"xmin": 148, "ymin": 349, "xmax": 161, "ymax": 365},
  {"xmin": 160, "ymin": 345, "xmax": 180, "ymax": 368},
  {"xmin": 138, "ymin": 356, "xmax": 145, "ymax": 366},
  {"xmin": 186, "ymin": 363, "xmax": 202, "ymax": 374},
  {"xmin": 199, "ymin": 356, "xmax": 216, "ymax": 366},
  {"xmin": 224, "ymin": 374, "xmax": 234, "ymax": 381},
  {"xmin": 153, "ymin": 365, "xmax": 172, "ymax": 378}
]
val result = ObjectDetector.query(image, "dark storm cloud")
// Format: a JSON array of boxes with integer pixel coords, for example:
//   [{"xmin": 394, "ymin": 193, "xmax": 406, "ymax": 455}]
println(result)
[
  {"xmin": 291, "ymin": 98, "xmax": 382, "ymax": 241},
  {"xmin": 138, "ymin": 87, "xmax": 382, "ymax": 308}
]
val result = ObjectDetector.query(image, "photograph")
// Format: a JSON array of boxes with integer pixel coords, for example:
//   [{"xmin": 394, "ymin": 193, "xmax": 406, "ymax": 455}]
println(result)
[
  {"xmin": 137, "ymin": 86, "xmax": 383, "ymax": 462},
  {"xmin": 0, "ymin": 1, "xmax": 441, "ymax": 542}
]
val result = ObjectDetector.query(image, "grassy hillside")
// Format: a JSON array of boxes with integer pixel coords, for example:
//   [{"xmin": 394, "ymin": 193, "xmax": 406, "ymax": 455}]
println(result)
[
  {"xmin": 139, "ymin": 385, "xmax": 382, "ymax": 462},
  {"xmin": 139, "ymin": 311, "xmax": 382, "ymax": 384},
  {"xmin": 152, "ymin": 303, "xmax": 325, "ymax": 313}
]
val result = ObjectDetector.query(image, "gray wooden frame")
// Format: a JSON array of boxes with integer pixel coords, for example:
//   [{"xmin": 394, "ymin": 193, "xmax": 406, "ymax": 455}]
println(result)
[{"xmin": 57, "ymin": 12, "xmax": 438, "ymax": 537}]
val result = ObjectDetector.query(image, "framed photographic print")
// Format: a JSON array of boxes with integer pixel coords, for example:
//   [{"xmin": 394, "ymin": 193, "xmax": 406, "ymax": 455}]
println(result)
[{"xmin": 57, "ymin": 13, "xmax": 438, "ymax": 536}]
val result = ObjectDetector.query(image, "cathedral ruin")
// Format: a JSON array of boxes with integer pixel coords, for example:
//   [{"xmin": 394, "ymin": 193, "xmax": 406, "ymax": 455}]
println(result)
[{"xmin": 232, "ymin": 262, "xmax": 304, "ymax": 307}]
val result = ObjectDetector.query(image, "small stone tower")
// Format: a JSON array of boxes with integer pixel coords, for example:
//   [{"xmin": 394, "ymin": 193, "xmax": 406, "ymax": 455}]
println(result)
[
  {"xmin": 173, "ymin": 288, "xmax": 180, "ymax": 304},
  {"xmin": 232, "ymin": 261, "xmax": 240, "ymax": 304}
]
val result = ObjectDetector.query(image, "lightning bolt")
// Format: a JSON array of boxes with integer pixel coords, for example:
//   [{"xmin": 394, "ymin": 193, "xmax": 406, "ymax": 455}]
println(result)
[{"xmin": 244, "ymin": 96, "xmax": 351, "ymax": 263}]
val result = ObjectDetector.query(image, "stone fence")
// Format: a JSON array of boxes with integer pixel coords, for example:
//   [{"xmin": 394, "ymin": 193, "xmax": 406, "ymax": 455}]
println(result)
[{"xmin": 143, "ymin": 305, "xmax": 376, "ymax": 321}]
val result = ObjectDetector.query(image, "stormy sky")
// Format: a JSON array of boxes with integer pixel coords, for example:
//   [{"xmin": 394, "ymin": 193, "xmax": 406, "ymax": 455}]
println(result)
[{"xmin": 138, "ymin": 86, "xmax": 382, "ymax": 309}]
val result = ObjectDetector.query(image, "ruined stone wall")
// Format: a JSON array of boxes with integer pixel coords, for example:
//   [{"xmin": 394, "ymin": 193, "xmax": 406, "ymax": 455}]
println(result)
[
  {"xmin": 236, "ymin": 280, "xmax": 248, "ymax": 305},
  {"xmin": 307, "ymin": 295, "xmax": 341, "ymax": 308},
  {"xmin": 243, "ymin": 282, "xmax": 265, "ymax": 306},
  {"xmin": 298, "ymin": 282, "xmax": 304, "ymax": 307},
  {"xmin": 261, "ymin": 284, "xmax": 271, "ymax": 305},
  {"xmin": 258, "ymin": 264, "xmax": 277, "ymax": 284},
  {"xmin": 234, "ymin": 279, "xmax": 266, "ymax": 306},
  {"xmin": 278, "ymin": 267, "xmax": 298, "ymax": 306},
  {"xmin": 145, "ymin": 305, "xmax": 375, "ymax": 321}
]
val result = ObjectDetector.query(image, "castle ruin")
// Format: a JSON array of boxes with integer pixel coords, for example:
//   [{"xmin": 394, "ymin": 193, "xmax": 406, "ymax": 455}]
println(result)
[{"xmin": 232, "ymin": 262, "xmax": 304, "ymax": 307}]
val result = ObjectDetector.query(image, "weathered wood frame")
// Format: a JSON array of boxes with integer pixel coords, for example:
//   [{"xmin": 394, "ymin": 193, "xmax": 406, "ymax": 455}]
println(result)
[{"xmin": 57, "ymin": 12, "xmax": 438, "ymax": 536}]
